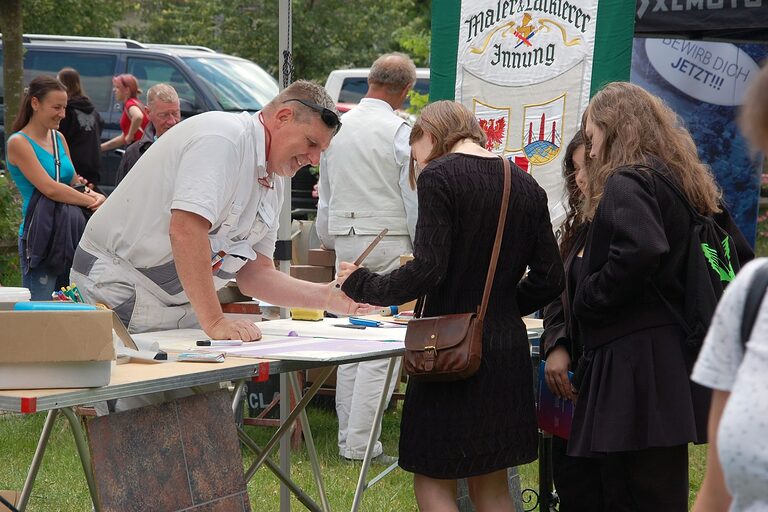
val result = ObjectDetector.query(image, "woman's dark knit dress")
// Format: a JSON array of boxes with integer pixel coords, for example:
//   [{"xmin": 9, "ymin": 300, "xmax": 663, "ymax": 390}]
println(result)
[{"xmin": 342, "ymin": 153, "xmax": 564, "ymax": 479}]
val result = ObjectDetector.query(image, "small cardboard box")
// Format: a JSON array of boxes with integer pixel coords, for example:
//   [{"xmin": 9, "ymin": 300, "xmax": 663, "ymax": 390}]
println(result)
[
  {"xmin": 290, "ymin": 264, "xmax": 334, "ymax": 283},
  {"xmin": 0, "ymin": 310, "xmax": 115, "ymax": 389},
  {"xmin": 306, "ymin": 366, "xmax": 337, "ymax": 388},
  {"xmin": 307, "ymin": 248, "xmax": 336, "ymax": 268}
]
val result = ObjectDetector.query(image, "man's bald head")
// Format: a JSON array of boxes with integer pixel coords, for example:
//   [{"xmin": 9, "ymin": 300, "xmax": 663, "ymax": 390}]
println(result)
[{"xmin": 368, "ymin": 52, "xmax": 417, "ymax": 95}]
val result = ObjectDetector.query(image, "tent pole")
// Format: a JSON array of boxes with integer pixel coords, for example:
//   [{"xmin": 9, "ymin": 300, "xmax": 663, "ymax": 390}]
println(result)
[{"xmin": 278, "ymin": 2, "xmax": 294, "ymax": 512}]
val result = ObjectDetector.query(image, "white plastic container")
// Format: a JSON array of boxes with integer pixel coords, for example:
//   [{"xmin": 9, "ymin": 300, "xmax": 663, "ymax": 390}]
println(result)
[{"xmin": 0, "ymin": 287, "xmax": 31, "ymax": 310}]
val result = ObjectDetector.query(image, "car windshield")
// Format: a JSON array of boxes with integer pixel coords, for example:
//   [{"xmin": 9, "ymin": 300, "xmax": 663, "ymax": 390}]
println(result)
[{"xmin": 183, "ymin": 56, "xmax": 279, "ymax": 111}]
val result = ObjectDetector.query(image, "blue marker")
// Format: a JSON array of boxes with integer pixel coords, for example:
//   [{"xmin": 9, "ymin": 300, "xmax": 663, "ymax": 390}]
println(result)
[{"xmin": 349, "ymin": 317, "xmax": 382, "ymax": 327}]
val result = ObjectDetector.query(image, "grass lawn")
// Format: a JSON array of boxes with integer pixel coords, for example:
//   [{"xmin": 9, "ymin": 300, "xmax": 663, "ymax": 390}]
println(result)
[{"xmin": 1, "ymin": 401, "xmax": 706, "ymax": 511}]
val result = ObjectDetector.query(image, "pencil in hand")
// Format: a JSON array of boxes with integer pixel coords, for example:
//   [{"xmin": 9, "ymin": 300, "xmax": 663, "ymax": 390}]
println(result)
[{"xmin": 334, "ymin": 228, "xmax": 388, "ymax": 288}]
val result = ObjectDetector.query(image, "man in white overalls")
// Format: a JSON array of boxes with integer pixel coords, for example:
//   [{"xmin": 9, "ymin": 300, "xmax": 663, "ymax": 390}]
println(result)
[
  {"xmin": 72, "ymin": 81, "xmax": 370, "ymax": 409},
  {"xmin": 316, "ymin": 54, "xmax": 418, "ymax": 465}
]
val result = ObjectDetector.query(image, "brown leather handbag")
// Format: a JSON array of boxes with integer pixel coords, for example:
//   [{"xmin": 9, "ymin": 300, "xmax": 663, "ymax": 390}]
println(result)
[{"xmin": 404, "ymin": 157, "xmax": 511, "ymax": 382}]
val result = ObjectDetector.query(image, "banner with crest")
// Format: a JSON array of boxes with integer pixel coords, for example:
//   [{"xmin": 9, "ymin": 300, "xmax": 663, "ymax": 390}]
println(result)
[{"xmin": 431, "ymin": 0, "xmax": 635, "ymax": 233}]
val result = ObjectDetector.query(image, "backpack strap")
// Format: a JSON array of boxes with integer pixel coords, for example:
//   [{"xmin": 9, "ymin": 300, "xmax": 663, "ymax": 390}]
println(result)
[
  {"xmin": 632, "ymin": 163, "xmax": 708, "ymax": 342},
  {"xmin": 415, "ymin": 157, "xmax": 511, "ymax": 320},
  {"xmin": 740, "ymin": 261, "xmax": 768, "ymax": 347},
  {"xmin": 622, "ymin": 164, "xmax": 703, "ymax": 219}
]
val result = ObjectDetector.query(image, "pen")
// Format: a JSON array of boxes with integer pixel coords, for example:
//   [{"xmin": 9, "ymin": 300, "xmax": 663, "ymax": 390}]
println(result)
[
  {"xmin": 196, "ymin": 339, "xmax": 244, "ymax": 347},
  {"xmin": 335, "ymin": 228, "xmax": 389, "ymax": 288},
  {"xmin": 349, "ymin": 317, "xmax": 382, "ymax": 327},
  {"xmin": 334, "ymin": 323, "xmax": 367, "ymax": 329},
  {"xmin": 71, "ymin": 283, "xmax": 85, "ymax": 303},
  {"xmin": 211, "ymin": 251, "xmax": 226, "ymax": 273},
  {"xmin": 60, "ymin": 287, "xmax": 75, "ymax": 302}
]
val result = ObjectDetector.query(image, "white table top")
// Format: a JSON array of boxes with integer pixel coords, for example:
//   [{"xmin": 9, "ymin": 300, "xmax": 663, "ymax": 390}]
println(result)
[
  {"xmin": 0, "ymin": 357, "xmax": 264, "ymax": 413},
  {"xmin": 0, "ymin": 316, "xmax": 543, "ymax": 414}
]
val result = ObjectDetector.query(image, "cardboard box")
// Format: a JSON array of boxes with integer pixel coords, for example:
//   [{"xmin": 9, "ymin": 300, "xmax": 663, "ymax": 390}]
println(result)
[
  {"xmin": 0, "ymin": 310, "xmax": 115, "ymax": 389},
  {"xmin": 216, "ymin": 281, "xmax": 252, "ymax": 304},
  {"xmin": 290, "ymin": 265, "xmax": 334, "ymax": 283},
  {"xmin": 307, "ymin": 248, "xmax": 336, "ymax": 268},
  {"xmin": 306, "ymin": 366, "xmax": 337, "ymax": 388}
]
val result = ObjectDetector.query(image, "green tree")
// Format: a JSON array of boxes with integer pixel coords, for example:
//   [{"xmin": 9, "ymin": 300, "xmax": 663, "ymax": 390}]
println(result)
[
  {"xmin": 1, "ymin": 0, "xmax": 24, "ymax": 141},
  {"xmin": 22, "ymin": 0, "xmax": 133, "ymax": 37},
  {"xmin": 0, "ymin": 0, "xmax": 24, "ymax": 286},
  {"xmin": 125, "ymin": 0, "xmax": 430, "ymax": 83}
]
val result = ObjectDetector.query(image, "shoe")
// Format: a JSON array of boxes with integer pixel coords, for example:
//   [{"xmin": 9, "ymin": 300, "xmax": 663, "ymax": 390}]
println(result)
[
  {"xmin": 341, "ymin": 453, "xmax": 399, "ymax": 465},
  {"xmin": 371, "ymin": 453, "xmax": 398, "ymax": 465}
]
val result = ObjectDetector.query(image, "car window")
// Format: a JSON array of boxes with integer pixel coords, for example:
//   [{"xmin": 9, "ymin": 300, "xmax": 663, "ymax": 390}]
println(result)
[
  {"xmin": 126, "ymin": 57, "xmax": 200, "ymax": 109},
  {"xmin": 182, "ymin": 56, "xmax": 278, "ymax": 112},
  {"xmin": 337, "ymin": 76, "xmax": 430, "ymax": 109},
  {"xmin": 6, "ymin": 50, "xmax": 116, "ymax": 111},
  {"xmin": 338, "ymin": 78, "xmax": 369, "ymax": 104},
  {"xmin": 413, "ymin": 78, "xmax": 429, "ymax": 96}
]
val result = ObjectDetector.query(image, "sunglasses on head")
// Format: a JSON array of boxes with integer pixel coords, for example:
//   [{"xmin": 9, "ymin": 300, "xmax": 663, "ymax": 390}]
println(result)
[{"xmin": 284, "ymin": 98, "xmax": 342, "ymax": 135}]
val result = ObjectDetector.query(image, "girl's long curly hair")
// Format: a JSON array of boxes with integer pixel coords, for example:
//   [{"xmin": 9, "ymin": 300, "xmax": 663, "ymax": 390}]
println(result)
[{"xmin": 582, "ymin": 82, "xmax": 721, "ymax": 220}]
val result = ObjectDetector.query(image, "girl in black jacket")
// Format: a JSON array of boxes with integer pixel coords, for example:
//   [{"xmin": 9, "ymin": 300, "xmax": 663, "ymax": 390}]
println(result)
[
  {"xmin": 57, "ymin": 67, "xmax": 103, "ymax": 186},
  {"xmin": 571, "ymin": 82, "xmax": 752, "ymax": 511}
]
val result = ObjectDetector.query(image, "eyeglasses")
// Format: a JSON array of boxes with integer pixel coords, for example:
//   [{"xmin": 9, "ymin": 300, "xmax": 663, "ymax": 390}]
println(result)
[{"xmin": 284, "ymin": 98, "xmax": 342, "ymax": 135}]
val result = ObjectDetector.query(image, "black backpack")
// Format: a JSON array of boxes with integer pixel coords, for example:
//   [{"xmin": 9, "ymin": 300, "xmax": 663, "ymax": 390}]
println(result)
[
  {"xmin": 636, "ymin": 166, "xmax": 742, "ymax": 352},
  {"xmin": 740, "ymin": 260, "xmax": 768, "ymax": 347}
]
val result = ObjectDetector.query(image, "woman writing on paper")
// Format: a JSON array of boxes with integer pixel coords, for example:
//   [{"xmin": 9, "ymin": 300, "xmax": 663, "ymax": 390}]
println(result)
[
  {"xmin": 6, "ymin": 76, "xmax": 106, "ymax": 300},
  {"xmin": 541, "ymin": 130, "xmax": 605, "ymax": 511},
  {"xmin": 336, "ymin": 100, "xmax": 563, "ymax": 511}
]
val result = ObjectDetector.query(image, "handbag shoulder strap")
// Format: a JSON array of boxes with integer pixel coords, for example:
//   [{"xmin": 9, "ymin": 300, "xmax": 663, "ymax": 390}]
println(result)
[
  {"xmin": 415, "ymin": 156, "xmax": 512, "ymax": 319},
  {"xmin": 477, "ymin": 157, "xmax": 511, "ymax": 321},
  {"xmin": 50, "ymin": 129, "xmax": 61, "ymax": 183}
]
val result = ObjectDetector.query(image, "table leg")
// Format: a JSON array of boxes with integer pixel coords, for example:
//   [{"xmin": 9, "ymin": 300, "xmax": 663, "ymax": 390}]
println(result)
[
  {"xmin": 18, "ymin": 410, "xmax": 59, "ymax": 511},
  {"xmin": 237, "ymin": 428, "xmax": 323, "ymax": 512},
  {"xmin": 280, "ymin": 373, "xmax": 291, "ymax": 512},
  {"xmin": 350, "ymin": 357, "xmax": 398, "ymax": 512},
  {"xmin": 231, "ymin": 379, "xmax": 246, "ymax": 414},
  {"xmin": 244, "ymin": 366, "xmax": 334, "ymax": 482},
  {"xmin": 288, "ymin": 371, "xmax": 331, "ymax": 512},
  {"xmin": 234, "ymin": 376, "xmax": 325, "ymax": 511},
  {"xmin": 60, "ymin": 408, "xmax": 101, "ymax": 512}
]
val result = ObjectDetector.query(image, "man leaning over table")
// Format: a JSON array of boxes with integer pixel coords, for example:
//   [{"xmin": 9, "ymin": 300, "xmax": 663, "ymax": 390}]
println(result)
[{"xmin": 72, "ymin": 80, "xmax": 371, "ymax": 346}]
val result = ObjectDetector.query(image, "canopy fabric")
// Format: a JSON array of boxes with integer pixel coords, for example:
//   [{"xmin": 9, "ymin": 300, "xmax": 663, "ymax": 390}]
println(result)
[{"xmin": 635, "ymin": 1, "xmax": 768, "ymax": 41}]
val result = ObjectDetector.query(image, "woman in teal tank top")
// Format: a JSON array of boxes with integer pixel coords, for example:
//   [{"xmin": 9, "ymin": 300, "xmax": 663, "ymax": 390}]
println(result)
[{"xmin": 6, "ymin": 75, "xmax": 107, "ymax": 300}]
